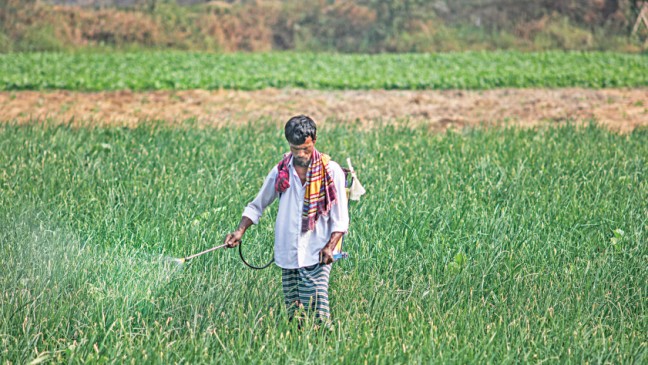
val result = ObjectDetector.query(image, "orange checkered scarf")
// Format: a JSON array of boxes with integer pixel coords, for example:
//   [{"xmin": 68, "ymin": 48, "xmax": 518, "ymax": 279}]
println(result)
[{"xmin": 275, "ymin": 149, "xmax": 338, "ymax": 232}]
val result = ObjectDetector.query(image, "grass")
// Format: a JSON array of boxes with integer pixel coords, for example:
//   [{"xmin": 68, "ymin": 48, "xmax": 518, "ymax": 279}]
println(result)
[
  {"xmin": 0, "ymin": 121, "xmax": 646, "ymax": 363},
  {"xmin": 0, "ymin": 51, "xmax": 647, "ymax": 91}
]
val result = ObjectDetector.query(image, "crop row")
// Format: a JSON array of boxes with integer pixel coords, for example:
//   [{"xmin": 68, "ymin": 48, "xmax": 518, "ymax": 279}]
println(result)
[
  {"xmin": 1, "ymin": 122, "xmax": 646, "ymax": 363},
  {"xmin": 0, "ymin": 51, "xmax": 646, "ymax": 90}
]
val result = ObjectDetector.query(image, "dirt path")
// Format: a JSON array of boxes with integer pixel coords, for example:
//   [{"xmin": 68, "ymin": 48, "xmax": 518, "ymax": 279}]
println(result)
[{"xmin": 1, "ymin": 88, "xmax": 646, "ymax": 131}]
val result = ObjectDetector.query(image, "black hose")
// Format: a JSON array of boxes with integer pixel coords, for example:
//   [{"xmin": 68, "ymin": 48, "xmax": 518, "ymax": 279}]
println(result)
[{"xmin": 238, "ymin": 241, "xmax": 274, "ymax": 270}]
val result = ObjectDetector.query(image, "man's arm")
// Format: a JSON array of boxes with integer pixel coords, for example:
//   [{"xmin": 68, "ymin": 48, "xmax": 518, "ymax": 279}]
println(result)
[{"xmin": 224, "ymin": 167, "xmax": 278, "ymax": 248}]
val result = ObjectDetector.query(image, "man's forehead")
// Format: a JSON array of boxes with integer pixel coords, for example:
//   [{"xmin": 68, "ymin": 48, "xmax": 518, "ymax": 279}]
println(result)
[{"xmin": 289, "ymin": 137, "xmax": 314, "ymax": 148}]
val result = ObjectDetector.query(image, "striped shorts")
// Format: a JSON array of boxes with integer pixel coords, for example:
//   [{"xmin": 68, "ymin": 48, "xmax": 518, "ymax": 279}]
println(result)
[{"xmin": 281, "ymin": 263, "xmax": 332, "ymax": 320}]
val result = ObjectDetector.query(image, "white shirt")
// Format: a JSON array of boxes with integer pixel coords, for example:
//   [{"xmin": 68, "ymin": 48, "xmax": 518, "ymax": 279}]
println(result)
[{"xmin": 242, "ymin": 156, "xmax": 349, "ymax": 269}]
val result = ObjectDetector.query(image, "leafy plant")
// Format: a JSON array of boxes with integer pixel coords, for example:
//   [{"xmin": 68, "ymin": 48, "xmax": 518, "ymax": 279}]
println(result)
[{"xmin": 0, "ymin": 51, "xmax": 646, "ymax": 91}]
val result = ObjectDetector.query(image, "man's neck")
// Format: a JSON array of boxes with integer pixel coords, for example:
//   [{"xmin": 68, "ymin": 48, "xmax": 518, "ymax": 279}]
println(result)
[{"xmin": 293, "ymin": 163, "xmax": 308, "ymax": 185}]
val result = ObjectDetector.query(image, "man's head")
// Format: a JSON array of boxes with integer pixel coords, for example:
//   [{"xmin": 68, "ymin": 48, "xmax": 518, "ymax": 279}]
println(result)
[{"xmin": 285, "ymin": 115, "xmax": 317, "ymax": 168}]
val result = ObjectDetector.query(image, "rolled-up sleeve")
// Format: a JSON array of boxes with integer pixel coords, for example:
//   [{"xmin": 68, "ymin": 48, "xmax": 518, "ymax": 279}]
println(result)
[
  {"xmin": 329, "ymin": 163, "xmax": 349, "ymax": 233},
  {"xmin": 242, "ymin": 167, "xmax": 279, "ymax": 224}
]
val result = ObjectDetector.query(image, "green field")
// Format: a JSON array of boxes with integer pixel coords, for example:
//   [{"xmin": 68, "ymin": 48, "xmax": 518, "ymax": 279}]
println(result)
[
  {"xmin": 1, "ymin": 51, "xmax": 647, "ymax": 91},
  {"xmin": 1, "ymin": 122, "xmax": 646, "ymax": 363}
]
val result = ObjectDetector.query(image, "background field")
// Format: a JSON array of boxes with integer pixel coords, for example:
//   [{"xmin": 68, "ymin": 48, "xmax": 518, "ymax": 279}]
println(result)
[
  {"xmin": 1, "ymin": 122, "xmax": 646, "ymax": 363},
  {"xmin": 1, "ymin": 51, "xmax": 647, "ymax": 91}
]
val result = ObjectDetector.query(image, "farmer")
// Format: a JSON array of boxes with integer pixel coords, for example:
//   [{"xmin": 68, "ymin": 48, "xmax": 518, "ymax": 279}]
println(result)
[{"xmin": 224, "ymin": 115, "xmax": 349, "ymax": 324}]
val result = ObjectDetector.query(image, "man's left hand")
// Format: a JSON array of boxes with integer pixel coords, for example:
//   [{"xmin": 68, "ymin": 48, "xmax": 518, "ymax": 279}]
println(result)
[{"xmin": 319, "ymin": 247, "xmax": 334, "ymax": 265}]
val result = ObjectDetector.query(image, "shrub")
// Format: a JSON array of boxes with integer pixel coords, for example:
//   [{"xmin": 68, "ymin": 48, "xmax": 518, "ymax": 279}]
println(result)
[
  {"xmin": 0, "ymin": 31, "xmax": 13, "ymax": 53},
  {"xmin": 533, "ymin": 16, "xmax": 594, "ymax": 50},
  {"xmin": 16, "ymin": 24, "xmax": 67, "ymax": 52}
]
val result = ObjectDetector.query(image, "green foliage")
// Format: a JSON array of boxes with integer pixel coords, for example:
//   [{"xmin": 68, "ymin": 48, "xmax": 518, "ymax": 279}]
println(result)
[
  {"xmin": 151, "ymin": 1, "xmax": 215, "ymax": 51},
  {"xmin": 533, "ymin": 17, "xmax": 594, "ymax": 51},
  {"xmin": 0, "ymin": 30, "xmax": 12, "ymax": 53},
  {"xmin": 0, "ymin": 122, "xmax": 646, "ymax": 363},
  {"xmin": 1, "ymin": 1, "xmax": 644, "ymax": 53},
  {"xmin": 0, "ymin": 51, "xmax": 646, "ymax": 91},
  {"xmin": 413, "ymin": 25, "xmax": 526, "ymax": 52},
  {"xmin": 15, "ymin": 24, "xmax": 68, "ymax": 53}
]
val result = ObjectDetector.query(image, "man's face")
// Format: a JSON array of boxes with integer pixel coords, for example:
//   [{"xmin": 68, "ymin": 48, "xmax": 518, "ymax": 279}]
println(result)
[{"xmin": 290, "ymin": 136, "xmax": 315, "ymax": 168}]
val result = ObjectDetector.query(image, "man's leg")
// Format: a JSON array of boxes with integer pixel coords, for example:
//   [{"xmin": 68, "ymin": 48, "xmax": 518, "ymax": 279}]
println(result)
[
  {"xmin": 298, "ymin": 263, "xmax": 332, "ymax": 321},
  {"xmin": 281, "ymin": 268, "xmax": 301, "ymax": 321}
]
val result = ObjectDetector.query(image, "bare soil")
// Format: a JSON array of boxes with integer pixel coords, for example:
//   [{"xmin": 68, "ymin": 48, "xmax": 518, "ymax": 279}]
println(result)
[{"xmin": 1, "ymin": 88, "xmax": 646, "ymax": 132}]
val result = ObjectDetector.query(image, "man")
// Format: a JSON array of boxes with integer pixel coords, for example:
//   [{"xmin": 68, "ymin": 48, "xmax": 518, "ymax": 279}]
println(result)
[{"xmin": 224, "ymin": 115, "xmax": 349, "ymax": 324}]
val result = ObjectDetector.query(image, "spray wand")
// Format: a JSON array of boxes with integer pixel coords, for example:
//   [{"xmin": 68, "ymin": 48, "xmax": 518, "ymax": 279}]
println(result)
[{"xmin": 174, "ymin": 243, "xmax": 228, "ymax": 264}]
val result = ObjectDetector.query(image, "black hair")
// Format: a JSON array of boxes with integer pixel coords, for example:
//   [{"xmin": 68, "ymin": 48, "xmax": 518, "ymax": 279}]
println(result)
[{"xmin": 284, "ymin": 115, "xmax": 317, "ymax": 145}]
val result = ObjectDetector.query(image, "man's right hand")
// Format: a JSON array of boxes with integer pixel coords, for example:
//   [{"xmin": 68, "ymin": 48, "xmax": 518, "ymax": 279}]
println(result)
[
  {"xmin": 224, "ymin": 230, "xmax": 244, "ymax": 248},
  {"xmin": 224, "ymin": 216, "xmax": 253, "ymax": 248}
]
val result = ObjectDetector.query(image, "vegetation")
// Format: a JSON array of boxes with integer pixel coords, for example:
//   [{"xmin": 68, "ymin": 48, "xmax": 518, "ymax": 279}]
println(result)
[
  {"xmin": 1, "ymin": 3, "xmax": 645, "ymax": 363},
  {"xmin": 0, "ymin": 0, "xmax": 646, "ymax": 53},
  {"xmin": 1, "ymin": 51, "xmax": 647, "ymax": 91},
  {"xmin": 1, "ymin": 122, "xmax": 646, "ymax": 363}
]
